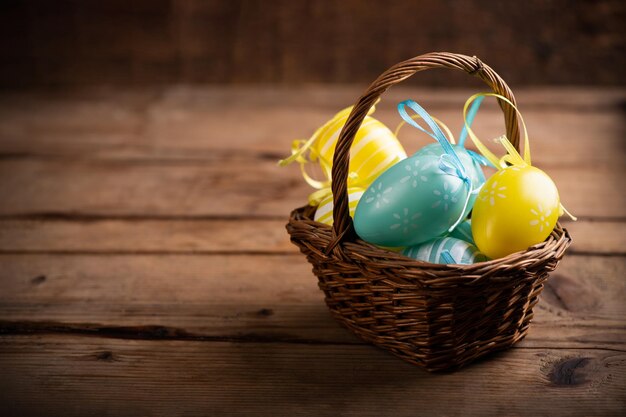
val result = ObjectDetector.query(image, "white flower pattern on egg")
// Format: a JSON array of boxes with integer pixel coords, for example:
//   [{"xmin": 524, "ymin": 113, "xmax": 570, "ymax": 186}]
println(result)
[
  {"xmin": 364, "ymin": 182, "xmax": 393, "ymax": 209},
  {"xmin": 400, "ymin": 159, "xmax": 431, "ymax": 188},
  {"xmin": 480, "ymin": 180, "xmax": 507, "ymax": 206},
  {"xmin": 418, "ymin": 160, "xmax": 434, "ymax": 182},
  {"xmin": 432, "ymin": 182, "xmax": 460, "ymax": 211},
  {"xmin": 529, "ymin": 204, "xmax": 552, "ymax": 232},
  {"xmin": 390, "ymin": 207, "xmax": 421, "ymax": 234}
]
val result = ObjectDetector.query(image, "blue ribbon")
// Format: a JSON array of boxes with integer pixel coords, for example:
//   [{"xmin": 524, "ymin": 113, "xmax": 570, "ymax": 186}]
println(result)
[
  {"xmin": 398, "ymin": 100, "xmax": 469, "ymax": 182},
  {"xmin": 458, "ymin": 95, "xmax": 484, "ymax": 147},
  {"xmin": 467, "ymin": 149, "xmax": 493, "ymax": 167},
  {"xmin": 398, "ymin": 97, "xmax": 493, "ymax": 168},
  {"xmin": 441, "ymin": 250, "xmax": 456, "ymax": 265},
  {"xmin": 438, "ymin": 153, "xmax": 471, "ymax": 188},
  {"xmin": 397, "ymin": 99, "xmax": 475, "ymax": 232}
]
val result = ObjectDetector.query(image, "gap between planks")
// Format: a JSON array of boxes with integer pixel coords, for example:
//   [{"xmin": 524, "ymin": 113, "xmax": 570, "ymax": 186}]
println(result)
[{"xmin": 0, "ymin": 320, "xmax": 625, "ymax": 353}]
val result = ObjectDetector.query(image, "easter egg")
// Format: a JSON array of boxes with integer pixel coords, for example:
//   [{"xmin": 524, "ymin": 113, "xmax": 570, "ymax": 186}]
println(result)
[
  {"xmin": 353, "ymin": 154, "xmax": 471, "ymax": 247},
  {"xmin": 402, "ymin": 237, "xmax": 489, "ymax": 265},
  {"xmin": 415, "ymin": 143, "xmax": 485, "ymax": 218},
  {"xmin": 415, "ymin": 143, "xmax": 485, "ymax": 187},
  {"xmin": 448, "ymin": 219, "xmax": 475, "ymax": 244},
  {"xmin": 314, "ymin": 187, "xmax": 364, "ymax": 226},
  {"xmin": 310, "ymin": 108, "xmax": 407, "ymax": 188},
  {"xmin": 471, "ymin": 165, "xmax": 560, "ymax": 259}
]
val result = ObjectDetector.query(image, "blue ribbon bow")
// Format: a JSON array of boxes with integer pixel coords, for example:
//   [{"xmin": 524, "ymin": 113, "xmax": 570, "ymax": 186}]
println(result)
[{"xmin": 397, "ymin": 99, "xmax": 477, "ymax": 232}]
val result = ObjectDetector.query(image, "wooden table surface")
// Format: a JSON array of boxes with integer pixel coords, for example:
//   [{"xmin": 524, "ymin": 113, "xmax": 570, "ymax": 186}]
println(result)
[{"xmin": 0, "ymin": 86, "xmax": 624, "ymax": 416}]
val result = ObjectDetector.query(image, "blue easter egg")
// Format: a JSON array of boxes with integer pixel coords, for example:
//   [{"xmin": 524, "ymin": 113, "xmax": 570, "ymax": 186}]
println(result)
[
  {"xmin": 416, "ymin": 143, "xmax": 485, "ymax": 184},
  {"xmin": 353, "ymin": 154, "xmax": 471, "ymax": 247},
  {"xmin": 402, "ymin": 237, "xmax": 489, "ymax": 265},
  {"xmin": 415, "ymin": 143, "xmax": 485, "ymax": 218}
]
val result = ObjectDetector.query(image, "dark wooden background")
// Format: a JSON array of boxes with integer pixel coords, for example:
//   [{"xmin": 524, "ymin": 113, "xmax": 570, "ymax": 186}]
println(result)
[{"xmin": 1, "ymin": 0, "xmax": 624, "ymax": 88}]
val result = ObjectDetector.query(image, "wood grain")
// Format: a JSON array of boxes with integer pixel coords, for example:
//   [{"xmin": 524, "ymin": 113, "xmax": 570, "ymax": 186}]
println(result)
[
  {"xmin": 0, "ymin": 88, "xmax": 623, "ymax": 218},
  {"xmin": 0, "ymin": 157, "xmax": 622, "ymax": 218},
  {"xmin": 0, "ymin": 87, "xmax": 624, "ymax": 416},
  {"xmin": 0, "ymin": 254, "xmax": 623, "ymax": 348},
  {"xmin": 1, "ymin": 87, "xmax": 624, "ymax": 165},
  {"xmin": 0, "ymin": 335, "xmax": 624, "ymax": 417},
  {"xmin": 1, "ymin": 1, "xmax": 624, "ymax": 87}
]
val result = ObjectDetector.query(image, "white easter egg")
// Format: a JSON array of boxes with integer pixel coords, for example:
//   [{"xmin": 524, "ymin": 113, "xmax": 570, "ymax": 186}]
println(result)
[{"xmin": 402, "ymin": 237, "xmax": 489, "ymax": 265}]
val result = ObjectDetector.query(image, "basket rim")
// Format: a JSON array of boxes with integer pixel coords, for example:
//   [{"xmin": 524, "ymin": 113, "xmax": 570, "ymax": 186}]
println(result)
[{"xmin": 288, "ymin": 203, "xmax": 572, "ymax": 280}]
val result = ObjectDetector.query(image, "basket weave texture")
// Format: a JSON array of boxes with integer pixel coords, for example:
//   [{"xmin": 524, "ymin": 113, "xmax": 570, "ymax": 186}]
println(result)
[{"xmin": 286, "ymin": 52, "xmax": 572, "ymax": 371}]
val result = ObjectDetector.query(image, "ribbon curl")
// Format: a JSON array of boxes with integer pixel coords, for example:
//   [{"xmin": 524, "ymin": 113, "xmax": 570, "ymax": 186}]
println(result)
[
  {"xmin": 277, "ymin": 103, "xmax": 377, "ymax": 206},
  {"xmin": 395, "ymin": 97, "xmax": 493, "ymax": 169},
  {"xmin": 462, "ymin": 93, "xmax": 576, "ymax": 221},
  {"xmin": 394, "ymin": 113, "xmax": 456, "ymax": 144}
]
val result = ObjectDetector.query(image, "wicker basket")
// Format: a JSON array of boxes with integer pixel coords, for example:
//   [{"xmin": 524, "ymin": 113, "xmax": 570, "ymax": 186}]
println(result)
[{"xmin": 286, "ymin": 52, "xmax": 572, "ymax": 372}]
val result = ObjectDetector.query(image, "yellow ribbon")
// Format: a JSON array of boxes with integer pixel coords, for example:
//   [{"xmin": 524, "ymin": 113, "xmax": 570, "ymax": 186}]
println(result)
[
  {"xmin": 463, "ymin": 92, "xmax": 531, "ymax": 168},
  {"xmin": 277, "ymin": 101, "xmax": 378, "ymax": 206},
  {"xmin": 463, "ymin": 93, "xmax": 576, "ymax": 221}
]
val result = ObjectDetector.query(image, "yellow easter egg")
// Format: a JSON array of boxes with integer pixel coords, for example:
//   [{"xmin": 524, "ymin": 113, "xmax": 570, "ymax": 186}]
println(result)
[
  {"xmin": 314, "ymin": 187, "xmax": 364, "ymax": 226},
  {"xmin": 471, "ymin": 165, "xmax": 560, "ymax": 259},
  {"xmin": 311, "ymin": 109, "xmax": 406, "ymax": 188}
]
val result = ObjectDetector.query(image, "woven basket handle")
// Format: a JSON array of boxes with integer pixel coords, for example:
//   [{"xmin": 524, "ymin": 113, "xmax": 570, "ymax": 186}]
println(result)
[{"xmin": 329, "ymin": 52, "xmax": 521, "ymax": 248}]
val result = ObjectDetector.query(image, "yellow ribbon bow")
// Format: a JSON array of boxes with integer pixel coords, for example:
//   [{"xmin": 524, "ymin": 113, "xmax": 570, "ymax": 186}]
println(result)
[
  {"xmin": 462, "ymin": 92, "xmax": 576, "ymax": 220},
  {"xmin": 278, "ymin": 100, "xmax": 406, "ymax": 206}
]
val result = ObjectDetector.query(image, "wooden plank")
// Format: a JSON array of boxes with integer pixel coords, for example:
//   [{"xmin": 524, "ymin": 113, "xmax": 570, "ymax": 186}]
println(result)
[
  {"xmin": 0, "ymin": 219, "xmax": 622, "ymax": 255},
  {"xmin": 0, "ymin": 88, "xmax": 152, "ymax": 156},
  {"xmin": 564, "ymin": 220, "xmax": 626, "ymax": 255},
  {"xmin": 141, "ymin": 106, "xmax": 626, "ymax": 167},
  {"xmin": 139, "ymin": 87, "xmax": 626, "ymax": 167},
  {"xmin": 1, "ymin": 254, "xmax": 622, "ymax": 318},
  {"xmin": 0, "ymin": 335, "xmax": 624, "ymax": 417},
  {"xmin": 0, "ymin": 157, "xmax": 306, "ymax": 217},
  {"xmin": 0, "ymin": 88, "xmax": 624, "ymax": 167},
  {"xmin": 0, "ymin": 219, "xmax": 294, "ymax": 254},
  {"xmin": 0, "ymin": 157, "xmax": 622, "ymax": 218},
  {"xmin": 0, "ymin": 254, "xmax": 623, "ymax": 348}
]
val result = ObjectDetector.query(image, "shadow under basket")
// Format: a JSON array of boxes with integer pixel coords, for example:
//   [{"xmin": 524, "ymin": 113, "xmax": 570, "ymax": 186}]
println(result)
[{"xmin": 285, "ymin": 52, "xmax": 572, "ymax": 372}]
